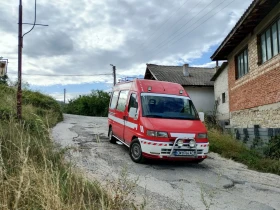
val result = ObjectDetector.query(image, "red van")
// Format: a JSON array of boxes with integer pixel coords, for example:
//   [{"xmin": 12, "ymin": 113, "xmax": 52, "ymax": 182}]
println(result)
[{"xmin": 108, "ymin": 79, "xmax": 209, "ymax": 163}]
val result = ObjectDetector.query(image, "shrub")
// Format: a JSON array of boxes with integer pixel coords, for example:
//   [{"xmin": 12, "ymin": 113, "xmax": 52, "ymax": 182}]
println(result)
[{"xmin": 263, "ymin": 135, "xmax": 280, "ymax": 160}]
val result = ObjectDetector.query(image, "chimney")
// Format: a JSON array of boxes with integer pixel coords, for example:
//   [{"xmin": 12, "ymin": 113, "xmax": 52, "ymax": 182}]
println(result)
[{"xmin": 183, "ymin": 64, "xmax": 189, "ymax": 76}]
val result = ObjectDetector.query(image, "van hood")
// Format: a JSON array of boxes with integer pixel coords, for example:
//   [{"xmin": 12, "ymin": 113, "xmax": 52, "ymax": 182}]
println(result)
[{"xmin": 141, "ymin": 117, "xmax": 207, "ymax": 134}]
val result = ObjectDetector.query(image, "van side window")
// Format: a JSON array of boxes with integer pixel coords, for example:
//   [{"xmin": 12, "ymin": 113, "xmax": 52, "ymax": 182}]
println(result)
[
  {"xmin": 110, "ymin": 91, "xmax": 119, "ymax": 109},
  {"xmin": 128, "ymin": 93, "xmax": 138, "ymax": 112},
  {"xmin": 116, "ymin": 90, "xmax": 129, "ymax": 112}
]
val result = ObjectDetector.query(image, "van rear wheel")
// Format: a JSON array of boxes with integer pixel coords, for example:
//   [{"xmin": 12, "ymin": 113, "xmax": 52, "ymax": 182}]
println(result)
[
  {"xmin": 130, "ymin": 139, "xmax": 145, "ymax": 163},
  {"xmin": 108, "ymin": 127, "xmax": 116, "ymax": 144}
]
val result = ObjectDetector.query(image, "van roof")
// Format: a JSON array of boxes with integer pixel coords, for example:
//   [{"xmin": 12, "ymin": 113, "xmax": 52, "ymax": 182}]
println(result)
[{"xmin": 114, "ymin": 79, "xmax": 189, "ymax": 97}]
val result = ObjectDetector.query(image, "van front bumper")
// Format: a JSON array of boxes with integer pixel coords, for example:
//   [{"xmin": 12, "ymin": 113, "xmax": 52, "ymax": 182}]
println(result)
[{"xmin": 138, "ymin": 137, "xmax": 209, "ymax": 160}]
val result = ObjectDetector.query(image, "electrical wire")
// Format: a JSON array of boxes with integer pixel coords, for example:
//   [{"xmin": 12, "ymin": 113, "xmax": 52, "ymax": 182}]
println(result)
[
  {"xmin": 147, "ymin": 0, "xmax": 219, "ymax": 55},
  {"xmin": 134, "ymin": 0, "xmax": 191, "ymax": 53},
  {"xmin": 23, "ymin": 0, "xmax": 37, "ymax": 37},
  {"xmin": 8, "ymin": 73, "xmax": 112, "ymax": 77},
  {"xmin": 150, "ymin": 0, "xmax": 234, "ymax": 56}
]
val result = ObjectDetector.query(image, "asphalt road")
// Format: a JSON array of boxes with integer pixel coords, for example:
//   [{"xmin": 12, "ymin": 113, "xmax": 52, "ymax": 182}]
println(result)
[{"xmin": 52, "ymin": 114, "xmax": 280, "ymax": 210}]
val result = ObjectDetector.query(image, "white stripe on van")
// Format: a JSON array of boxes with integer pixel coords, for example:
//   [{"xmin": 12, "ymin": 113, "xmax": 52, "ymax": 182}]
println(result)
[
  {"xmin": 108, "ymin": 114, "xmax": 138, "ymax": 130},
  {"xmin": 108, "ymin": 114, "xmax": 124, "ymax": 125},
  {"xmin": 170, "ymin": 133, "xmax": 195, "ymax": 138},
  {"xmin": 125, "ymin": 121, "xmax": 138, "ymax": 130}
]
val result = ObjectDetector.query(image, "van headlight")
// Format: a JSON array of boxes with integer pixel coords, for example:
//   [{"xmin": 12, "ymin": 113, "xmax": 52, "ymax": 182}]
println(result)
[
  {"xmin": 189, "ymin": 140, "xmax": 196, "ymax": 148},
  {"xmin": 147, "ymin": 130, "xmax": 168, "ymax": 137},
  {"xmin": 197, "ymin": 133, "xmax": 207, "ymax": 139},
  {"xmin": 177, "ymin": 139, "xmax": 184, "ymax": 147}
]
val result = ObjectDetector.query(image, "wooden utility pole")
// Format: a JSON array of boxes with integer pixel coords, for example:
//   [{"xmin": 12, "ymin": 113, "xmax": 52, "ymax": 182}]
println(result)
[
  {"xmin": 17, "ymin": 0, "xmax": 48, "ymax": 119},
  {"xmin": 17, "ymin": 0, "xmax": 23, "ymax": 119},
  {"xmin": 110, "ymin": 64, "xmax": 116, "ymax": 85},
  {"xmin": 64, "ymin": 88, "xmax": 66, "ymax": 104}
]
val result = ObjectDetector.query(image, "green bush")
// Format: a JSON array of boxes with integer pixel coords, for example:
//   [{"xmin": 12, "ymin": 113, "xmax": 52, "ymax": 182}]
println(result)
[
  {"xmin": 264, "ymin": 135, "xmax": 280, "ymax": 160},
  {"xmin": 64, "ymin": 90, "xmax": 110, "ymax": 117}
]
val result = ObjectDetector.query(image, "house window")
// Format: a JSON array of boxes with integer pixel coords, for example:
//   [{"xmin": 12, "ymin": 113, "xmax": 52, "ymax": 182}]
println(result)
[
  {"xmin": 222, "ymin": 93, "xmax": 226, "ymax": 103},
  {"xmin": 236, "ymin": 48, "xmax": 249, "ymax": 79},
  {"xmin": 260, "ymin": 18, "xmax": 280, "ymax": 63}
]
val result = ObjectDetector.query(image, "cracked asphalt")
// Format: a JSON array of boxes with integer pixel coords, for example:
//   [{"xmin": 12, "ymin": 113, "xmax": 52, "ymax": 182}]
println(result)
[{"xmin": 52, "ymin": 114, "xmax": 280, "ymax": 210}]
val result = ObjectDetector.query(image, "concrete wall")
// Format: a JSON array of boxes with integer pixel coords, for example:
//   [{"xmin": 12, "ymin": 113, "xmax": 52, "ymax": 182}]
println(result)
[
  {"xmin": 214, "ymin": 65, "xmax": 229, "ymax": 121},
  {"xmin": 227, "ymin": 2, "xmax": 280, "ymax": 128},
  {"xmin": 184, "ymin": 86, "xmax": 215, "ymax": 114}
]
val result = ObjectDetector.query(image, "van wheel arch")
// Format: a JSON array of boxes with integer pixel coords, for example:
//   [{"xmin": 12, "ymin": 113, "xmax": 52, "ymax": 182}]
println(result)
[
  {"xmin": 129, "ymin": 138, "xmax": 145, "ymax": 163},
  {"xmin": 108, "ymin": 126, "xmax": 116, "ymax": 144}
]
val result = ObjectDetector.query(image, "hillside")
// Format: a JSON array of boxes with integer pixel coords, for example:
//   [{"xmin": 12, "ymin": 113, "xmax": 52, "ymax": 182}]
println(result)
[{"xmin": 0, "ymin": 84, "xmax": 131, "ymax": 210}]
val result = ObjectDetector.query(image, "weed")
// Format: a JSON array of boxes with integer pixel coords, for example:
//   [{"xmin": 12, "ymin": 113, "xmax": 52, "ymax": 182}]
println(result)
[
  {"xmin": 0, "ymin": 85, "xmax": 133, "ymax": 209},
  {"xmin": 208, "ymin": 127, "xmax": 280, "ymax": 175}
]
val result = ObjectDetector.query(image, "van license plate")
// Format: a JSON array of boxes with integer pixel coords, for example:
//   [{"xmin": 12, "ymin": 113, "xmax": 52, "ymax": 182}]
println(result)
[{"xmin": 174, "ymin": 151, "xmax": 195, "ymax": 156}]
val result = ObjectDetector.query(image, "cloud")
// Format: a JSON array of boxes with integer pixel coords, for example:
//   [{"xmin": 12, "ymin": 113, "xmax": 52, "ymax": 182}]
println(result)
[{"xmin": 0, "ymin": 0, "xmax": 252, "ymax": 87}]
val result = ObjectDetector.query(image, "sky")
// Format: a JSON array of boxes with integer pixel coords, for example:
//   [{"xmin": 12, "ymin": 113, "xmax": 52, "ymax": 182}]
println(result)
[{"xmin": 0, "ymin": 0, "xmax": 253, "ymax": 102}]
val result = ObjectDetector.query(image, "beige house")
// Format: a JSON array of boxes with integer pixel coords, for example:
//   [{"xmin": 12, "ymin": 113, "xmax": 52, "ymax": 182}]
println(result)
[
  {"xmin": 210, "ymin": 62, "xmax": 229, "ymax": 125},
  {"xmin": 144, "ymin": 64, "xmax": 215, "ymax": 114}
]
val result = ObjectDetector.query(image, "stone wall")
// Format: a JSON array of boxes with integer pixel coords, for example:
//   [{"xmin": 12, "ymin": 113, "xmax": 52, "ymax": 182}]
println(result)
[{"xmin": 230, "ymin": 102, "xmax": 280, "ymax": 128}]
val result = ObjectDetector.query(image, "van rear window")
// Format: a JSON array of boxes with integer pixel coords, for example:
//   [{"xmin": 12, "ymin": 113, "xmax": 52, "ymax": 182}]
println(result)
[{"xmin": 110, "ymin": 91, "xmax": 119, "ymax": 109}]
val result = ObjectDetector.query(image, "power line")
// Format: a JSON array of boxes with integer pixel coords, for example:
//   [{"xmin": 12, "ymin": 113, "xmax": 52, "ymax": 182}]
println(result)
[
  {"xmin": 134, "ymin": 0, "xmax": 191, "ymax": 53},
  {"xmin": 150, "ymin": 0, "xmax": 233, "ymax": 56},
  {"xmin": 147, "ymin": 0, "xmax": 218, "ymax": 55},
  {"xmin": 9, "ymin": 73, "xmax": 112, "ymax": 76}
]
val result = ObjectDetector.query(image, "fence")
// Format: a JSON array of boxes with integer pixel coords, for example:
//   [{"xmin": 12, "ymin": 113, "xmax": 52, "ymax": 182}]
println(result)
[{"xmin": 224, "ymin": 125, "xmax": 280, "ymax": 149}]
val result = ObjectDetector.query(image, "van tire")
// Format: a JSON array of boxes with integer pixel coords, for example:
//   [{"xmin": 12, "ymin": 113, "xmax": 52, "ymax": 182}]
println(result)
[
  {"xmin": 108, "ymin": 127, "xmax": 116, "ymax": 144},
  {"xmin": 129, "ymin": 139, "xmax": 145, "ymax": 163}
]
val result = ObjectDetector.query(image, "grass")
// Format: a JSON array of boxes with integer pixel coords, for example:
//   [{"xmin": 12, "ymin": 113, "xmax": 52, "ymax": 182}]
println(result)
[
  {"xmin": 0, "ymin": 84, "xmax": 137, "ymax": 210},
  {"xmin": 208, "ymin": 127, "xmax": 280, "ymax": 176}
]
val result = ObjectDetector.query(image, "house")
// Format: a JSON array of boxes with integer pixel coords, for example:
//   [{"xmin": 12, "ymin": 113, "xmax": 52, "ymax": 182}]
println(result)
[
  {"xmin": 144, "ymin": 64, "xmax": 216, "ymax": 114},
  {"xmin": 210, "ymin": 62, "xmax": 230, "ymax": 125},
  {"xmin": 211, "ymin": 0, "xmax": 280, "ymax": 129}
]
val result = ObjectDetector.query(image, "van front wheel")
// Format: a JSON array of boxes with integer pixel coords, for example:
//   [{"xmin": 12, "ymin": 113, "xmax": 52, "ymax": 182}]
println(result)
[
  {"xmin": 108, "ymin": 127, "xmax": 116, "ymax": 144},
  {"xmin": 130, "ymin": 139, "xmax": 145, "ymax": 163}
]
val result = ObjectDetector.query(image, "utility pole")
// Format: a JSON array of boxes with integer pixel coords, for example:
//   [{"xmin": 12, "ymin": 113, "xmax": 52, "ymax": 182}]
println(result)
[
  {"xmin": 64, "ymin": 88, "xmax": 66, "ymax": 104},
  {"xmin": 17, "ymin": 0, "xmax": 23, "ymax": 119},
  {"xmin": 110, "ymin": 64, "xmax": 116, "ymax": 85},
  {"xmin": 17, "ymin": 0, "xmax": 48, "ymax": 119}
]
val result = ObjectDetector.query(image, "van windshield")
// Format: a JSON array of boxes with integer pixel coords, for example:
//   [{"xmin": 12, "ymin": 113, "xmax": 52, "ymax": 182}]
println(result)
[{"xmin": 141, "ymin": 93, "xmax": 199, "ymax": 120}]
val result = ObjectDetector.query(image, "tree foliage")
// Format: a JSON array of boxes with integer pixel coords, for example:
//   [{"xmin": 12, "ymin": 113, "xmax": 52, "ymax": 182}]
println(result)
[
  {"xmin": 0, "ymin": 75, "xmax": 8, "ymax": 85},
  {"xmin": 64, "ymin": 90, "xmax": 110, "ymax": 117}
]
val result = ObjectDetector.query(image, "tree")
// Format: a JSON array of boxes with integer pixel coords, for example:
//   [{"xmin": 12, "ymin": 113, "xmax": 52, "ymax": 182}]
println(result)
[{"xmin": 0, "ymin": 75, "xmax": 8, "ymax": 86}]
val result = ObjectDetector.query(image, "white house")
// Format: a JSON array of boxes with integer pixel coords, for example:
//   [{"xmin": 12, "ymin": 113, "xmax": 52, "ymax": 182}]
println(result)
[
  {"xmin": 210, "ymin": 62, "xmax": 230, "ymax": 125},
  {"xmin": 144, "ymin": 64, "xmax": 215, "ymax": 114}
]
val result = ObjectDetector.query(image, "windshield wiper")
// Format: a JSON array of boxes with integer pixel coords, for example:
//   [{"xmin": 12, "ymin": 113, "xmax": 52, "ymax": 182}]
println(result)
[
  {"xmin": 144, "ymin": 114, "xmax": 163, "ymax": 118},
  {"xmin": 163, "ymin": 116, "xmax": 199, "ymax": 120}
]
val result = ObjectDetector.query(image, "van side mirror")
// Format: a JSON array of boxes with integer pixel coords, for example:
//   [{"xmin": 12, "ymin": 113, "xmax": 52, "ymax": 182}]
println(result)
[
  {"xmin": 129, "ymin": 107, "xmax": 137, "ymax": 119},
  {"xmin": 198, "ymin": 112, "xmax": 204, "ymax": 122}
]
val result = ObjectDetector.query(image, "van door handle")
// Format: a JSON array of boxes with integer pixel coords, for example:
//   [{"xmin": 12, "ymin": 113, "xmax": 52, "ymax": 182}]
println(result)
[{"xmin": 123, "ymin": 116, "xmax": 128, "ymax": 120}]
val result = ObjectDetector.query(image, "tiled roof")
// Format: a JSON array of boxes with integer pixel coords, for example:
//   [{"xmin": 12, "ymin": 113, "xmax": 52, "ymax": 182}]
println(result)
[
  {"xmin": 211, "ymin": 0, "xmax": 279, "ymax": 60},
  {"xmin": 145, "ymin": 64, "xmax": 215, "ymax": 87}
]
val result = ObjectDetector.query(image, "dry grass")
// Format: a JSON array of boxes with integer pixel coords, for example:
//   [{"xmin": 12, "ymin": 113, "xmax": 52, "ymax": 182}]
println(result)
[{"xmin": 0, "ymin": 85, "xmax": 139, "ymax": 210}]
